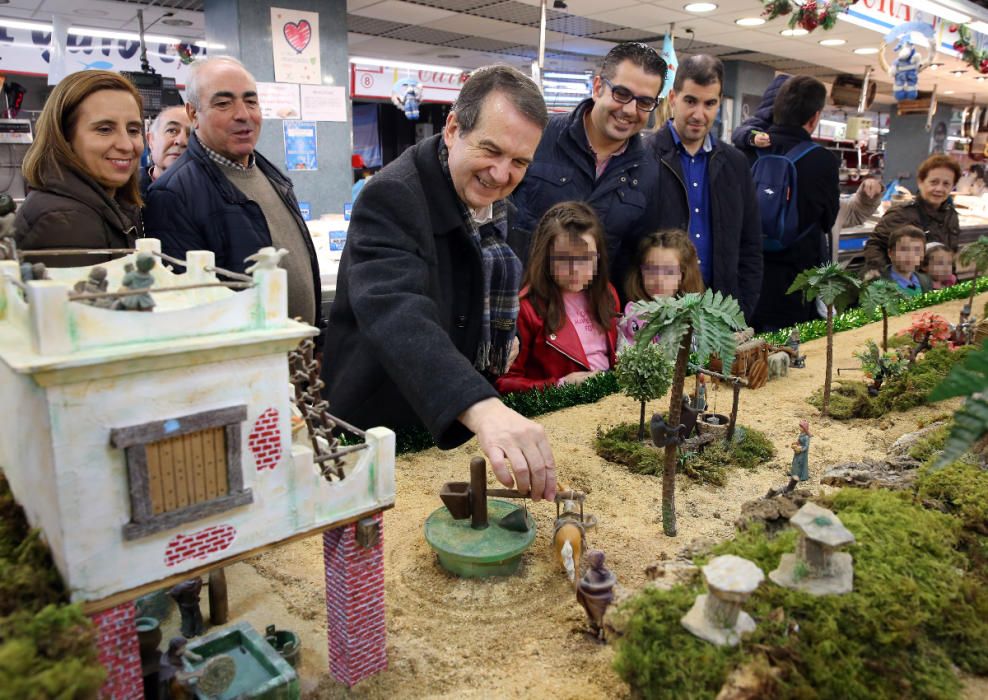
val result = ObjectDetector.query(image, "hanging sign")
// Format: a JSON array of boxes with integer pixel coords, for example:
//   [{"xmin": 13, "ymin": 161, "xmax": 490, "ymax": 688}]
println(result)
[
  {"xmin": 271, "ymin": 7, "xmax": 320, "ymax": 85},
  {"xmin": 257, "ymin": 81, "xmax": 301, "ymax": 120},
  {"xmin": 351, "ymin": 63, "xmax": 467, "ymax": 103}
]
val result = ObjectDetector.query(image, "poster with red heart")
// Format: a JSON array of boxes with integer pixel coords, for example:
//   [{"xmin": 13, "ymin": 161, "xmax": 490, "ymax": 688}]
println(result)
[{"xmin": 271, "ymin": 7, "xmax": 321, "ymax": 85}]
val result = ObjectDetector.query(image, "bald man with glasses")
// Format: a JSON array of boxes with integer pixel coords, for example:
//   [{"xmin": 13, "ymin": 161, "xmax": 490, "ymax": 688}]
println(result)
[{"xmin": 510, "ymin": 42, "xmax": 666, "ymax": 294}]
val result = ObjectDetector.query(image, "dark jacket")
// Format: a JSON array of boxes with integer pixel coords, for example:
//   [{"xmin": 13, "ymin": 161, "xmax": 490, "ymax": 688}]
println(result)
[
  {"xmin": 510, "ymin": 98, "xmax": 657, "ymax": 285},
  {"xmin": 647, "ymin": 125, "xmax": 763, "ymax": 322},
  {"xmin": 880, "ymin": 265, "xmax": 933, "ymax": 294},
  {"xmin": 143, "ymin": 133, "xmax": 322, "ymax": 324},
  {"xmin": 494, "ymin": 285, "xmax": 620, "ymax": 394},
  {"xmin": 323, "ymin": 134, "xmax": 504, "ymax": 448},
  {"xmin": 731, "ymin": 74, "xmax": 790, "ymax": 164},
  {"xmin": 864, "ymin": 197, "xmax": 960, "ymax": 273},
  {"xmin": 751, "ymin": 125, "xmax": 840, "ymax": 332},
  {"xmin": 13, "ymin": 165, "xmax": 142, "ymax": 267}
]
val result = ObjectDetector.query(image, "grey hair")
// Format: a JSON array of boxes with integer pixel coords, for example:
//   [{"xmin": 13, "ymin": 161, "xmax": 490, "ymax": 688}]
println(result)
[
  {"xmin": 452, "ymin": 64, "xmax": 548, "ymax": 134},
  {"xmin": 185, "ymin": 55, "xmax": 249, "ymax": 111},
  {"xmin": 148, "ymin": 105, "xmax": 187, "ymax": 135}
]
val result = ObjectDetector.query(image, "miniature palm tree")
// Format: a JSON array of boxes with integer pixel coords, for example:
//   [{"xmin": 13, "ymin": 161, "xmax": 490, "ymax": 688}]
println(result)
[
  {"xmin": 632, "ymin": 290, "xmax": 746, "ymax": 537},
  {"xmin": 958, "ymin": 236, "xmax": 988, "ymax": 312},
  {"xmin": 787, "ymin": 264, "xmax": 862, "ymax": 418},
  {"xmin": 859, "ymin": 278, "xmax": 907, "ymax": 351},
  {"xmin": 930, "ymin": 340, "xmax": 988, "ymax": 466},
  {"xmin": 614, "ymin": 342, "xmax": 673, "ymax": 442}
]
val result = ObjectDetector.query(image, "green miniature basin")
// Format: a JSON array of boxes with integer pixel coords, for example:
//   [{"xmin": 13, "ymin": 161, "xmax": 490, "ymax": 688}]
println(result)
[
  {"xmin": 424, "ymin": 499, "xmax": 536, "ymax": 578},
  {"xmin": 185, "ymin": 621, "xmax": 299, "ymax": 699}
]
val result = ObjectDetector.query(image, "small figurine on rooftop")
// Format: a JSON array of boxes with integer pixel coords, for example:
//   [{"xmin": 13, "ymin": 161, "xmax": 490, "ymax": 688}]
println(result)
[
  {"xmin": 20, "ymin": 261, "xmax": 49, "ymax": 282},
  {"xmin": 73, "ymin": 266, "xmax": 113, "ymax": 308},
  {"xmin": 785, "ymin": 420, "xmax": 811, "ymax": 494},
  {"xmin": 576, "ymin": 549, "xmax": 617, "ymax": 642},
  {"xmin": 113, "ymin": 252, "xmax": 156, "ymax": 311}
]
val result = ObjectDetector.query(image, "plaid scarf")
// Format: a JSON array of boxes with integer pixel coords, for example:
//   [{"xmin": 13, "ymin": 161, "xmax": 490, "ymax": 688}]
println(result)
[{"xmin": 438, "ymin": 139, "xmax": 521, "ymax": 375}]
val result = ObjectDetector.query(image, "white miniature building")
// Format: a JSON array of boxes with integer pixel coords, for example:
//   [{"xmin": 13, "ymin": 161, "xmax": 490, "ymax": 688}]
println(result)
[{"xmin": 0, "ymin": 239, "xmax": 394, "ymax": 691}]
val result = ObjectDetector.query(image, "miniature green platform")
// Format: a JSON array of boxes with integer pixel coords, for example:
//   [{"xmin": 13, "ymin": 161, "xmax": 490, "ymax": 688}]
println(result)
[
  {"xmin": 185, "ymin": 620, "xmax": 299, "ymax": 699},
  {"xmin": 424, "ymin": 499, "xmax": 536, "ymax": 577}
]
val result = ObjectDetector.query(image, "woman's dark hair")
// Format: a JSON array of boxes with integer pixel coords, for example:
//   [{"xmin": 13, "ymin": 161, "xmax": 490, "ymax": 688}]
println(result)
[
  {"xmin": 523, "ymin": 201, "xmax": 614, "ymax": 334},
  {"xmin": 23, "ymin": 70, "xmax": 144, "ymax": 206},
  {"xmin": 624, "ymin": 229, "xmax": 704, "ymax": 301}
]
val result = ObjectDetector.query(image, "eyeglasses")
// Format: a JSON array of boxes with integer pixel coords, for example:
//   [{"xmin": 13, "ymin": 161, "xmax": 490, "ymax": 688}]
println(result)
[
  {"xmin": 550, "ymin": 253, "xmax": 599, "ymax": 269},
  {"xmin": 602, "ymin": 78, "xmax": 659, "ymax": 113},
  {"xmin": 641, "ymin": 264, "xmax": 681, "ymax": 277}
]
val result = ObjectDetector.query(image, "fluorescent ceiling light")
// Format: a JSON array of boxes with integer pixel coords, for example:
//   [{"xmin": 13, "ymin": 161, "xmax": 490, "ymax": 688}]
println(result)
[
  {"xmin": 68, "ymin": 27, "xmax": 181, "ymax": 43},
  {"xmin": 781, "ymin": 28, "xmax": 809, "ymax": 37},
  {"xmin": 349, "ymin": 56, "xmax": 465, "ymax": 74},
  {"xmin": 194, "ymin": 41, "xmax": 226, "ymax": 49},
  {"xmin": 684, "ymin": 3, "xmax": 718, "ymax": 13},
  {"xmin": 901, "ymin": 0, "xmax": 970, "ymax": 25},
  {"xmin": 819, "ymin": 38, "xmax": 846, "ymax": 46},
  {"xmin": 951, "ymin": 70, "xmax": 966, "ymax": 76},
  {"xmin": 929, "ymin": 63, "xmax": 942, "ymax": 70},
  {"xmin": 820, "ymin": 119, "xmax": 846, "ymax": 128},
  {"xmin": 854, "ymin": 47, "xmax": 880, "ymax": 55},
  {"xmin": 0, "ymin": 19, "xmax": 53, "ymax": 31},
  {"xmin": 543, "ymin": 71, "xmax": 591, "ymax": 80},
  {"xmin": 944, "ymin": 90, "xmax": 955, "ymax": 94},
  {"xmin": 735, "ymin": 17, "xmax": 765, "ymax": 26}
]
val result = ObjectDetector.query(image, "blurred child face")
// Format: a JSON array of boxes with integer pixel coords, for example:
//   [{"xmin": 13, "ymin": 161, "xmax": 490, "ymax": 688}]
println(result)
[
  {"xmin": 890, "ymin": 236, "xmax": 925, "ymax": 276},
  {"xmin": 641, "ymin": 247, "xmax": 682, "ymax": 298},
  {"xmin": 926, "ymin": 248, "xmax": 953, "ymax": 283},
  {"xmin": 550, "ymin": 233, "xmax": 598, "ymax": 293}
]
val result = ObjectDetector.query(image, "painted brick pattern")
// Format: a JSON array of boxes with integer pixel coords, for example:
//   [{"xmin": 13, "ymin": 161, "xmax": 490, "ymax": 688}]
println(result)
[
  {"xmin": 323, "ymin": 513, "xmax": 387, "ymax": 686},
  {"xmin": 91, "ymin": 602, "xmax": 142, "ymax": 699},
  {"xmin": 249, "ymin": 407, "xmax": 282, "ymax": 471},
  {"xmin": 164, "ymin": 524, "xmax": 237, "ymax": 567}
]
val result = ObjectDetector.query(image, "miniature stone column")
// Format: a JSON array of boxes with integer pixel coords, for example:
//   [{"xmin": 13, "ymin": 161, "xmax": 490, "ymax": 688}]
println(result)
[
  {"xmin": 89, "ymin": 602, "xmax": 143, "ymax": 699},
  {"xmin": 770, "ymin": 502, "xmax": 855, "ymax": 595},
  {"xmin": 134, "ymin": 237, "xmax": 161, "ymax": 257},
  {"xmin": 255, "ymin": 267, "xmax": 288, "ymax": 324},
  {"xmin": 681, "ymin": 555, "xmax": 764, "ymax": 647},
  {"xmin": 323, "ymin": 512, "xmax": 386, "ymax": 687},
  {"xmin": 27, "ymin": 280, "xmax": 72, "ymax": 355}
]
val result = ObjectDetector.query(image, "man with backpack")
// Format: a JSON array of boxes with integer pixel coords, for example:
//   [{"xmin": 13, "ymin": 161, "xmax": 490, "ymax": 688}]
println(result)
[
  {"xmin": 647, "ymin": 55, "xmax": 763, "ymax": 322},
  {"xmin": 750, "ymin": 75, "xmax": 840, "ymax": 332}
]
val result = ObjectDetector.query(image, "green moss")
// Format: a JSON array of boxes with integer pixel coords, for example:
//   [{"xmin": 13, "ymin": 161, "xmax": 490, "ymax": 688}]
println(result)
[
  {"xmin": 0, "ymin": 473, "xmax": 104, "ymax": 697},
  {"xmin": 595, "ymin": 424, "xmax": 774, "ymax": 486},
  {"xmin": 916, "ymin": 460, "xmax": 988, "ymax": 536},
  {"xmin": 808, "ymin": 346, "xmax": 971, "ymax": 421},
  {"xmin": 615, "ymin": 489, "xmax": 988, "ymax": 698},
  {"xmin": 909, "ymin": 423, "xmax": 950, "ymax": 463}
]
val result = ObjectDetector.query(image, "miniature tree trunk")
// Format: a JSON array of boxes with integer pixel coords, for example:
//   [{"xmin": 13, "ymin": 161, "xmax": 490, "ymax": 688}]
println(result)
[
  {"xmin": 638, "ymin": 400, "xmax": 646, "ymax": 442},
  {"xmin": 822, "ymin": 304, "xmax": 834, "ymax": 417},
  {"xmin": 881, "ymin": 309, "xmax": 889, "ymax": 352},
  {"xmin": 662, "ymin": 329, "xmax": 692, "ymax": 537}
]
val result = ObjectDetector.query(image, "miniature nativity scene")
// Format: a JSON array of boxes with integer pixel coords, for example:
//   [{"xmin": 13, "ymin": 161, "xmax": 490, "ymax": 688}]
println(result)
[{"xmin": 3, "ymin": 243, "xmax": 988, "ymax": 698}]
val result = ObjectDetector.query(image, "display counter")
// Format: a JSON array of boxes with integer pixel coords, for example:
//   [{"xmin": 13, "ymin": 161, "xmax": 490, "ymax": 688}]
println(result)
[
  {"xmin": 305, "ymin": 214, "xmax": 347, "ymax": 306},
  {"xmin": 836, "ymin": 194, "xmax": 988, "ymax": 277}
]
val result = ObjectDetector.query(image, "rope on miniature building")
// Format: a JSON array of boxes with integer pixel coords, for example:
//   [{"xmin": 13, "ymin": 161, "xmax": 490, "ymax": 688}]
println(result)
[
  {"xmin": 68, "ymin": 281, "xmax": 254, "ymax": 302},
  {"xmin": 151, "ymin": 250, "xmax": 189, "ymax": 268},
  {"xmin": 203, "ymin": 265, "xmax": 253, "ymax": 283},
  {"xmin": 19, "ymin": 248, "xmax": 137, "ymax": 257},
  {"xmin": 312, "ymin": 443, "xmax": 369, "ymax": 461}
]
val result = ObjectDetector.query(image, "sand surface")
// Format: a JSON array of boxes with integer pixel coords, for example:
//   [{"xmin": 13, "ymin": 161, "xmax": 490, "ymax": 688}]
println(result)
[{"xmin": 167, "ymin": 295, "xmax": 987, "ymax": 699}]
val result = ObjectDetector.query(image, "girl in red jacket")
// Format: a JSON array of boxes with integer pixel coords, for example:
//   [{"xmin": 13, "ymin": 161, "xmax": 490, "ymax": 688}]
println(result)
[
  {"xmin": 495, "ymin": 201, "xmax": 619, "ymax": 394},
  {"xmin": 617, "ymin": 230, "xmax": 705, "ymax": 351}
]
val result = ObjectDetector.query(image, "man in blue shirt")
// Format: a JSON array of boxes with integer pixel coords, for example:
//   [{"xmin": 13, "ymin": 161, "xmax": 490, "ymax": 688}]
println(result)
[
  {"xmin": 647, "ymin": 55, "xmax": 763, "ymax": 322},
  {"xmin": 510, "ymin": 42, "xmax": 665, "ymax": 291}
]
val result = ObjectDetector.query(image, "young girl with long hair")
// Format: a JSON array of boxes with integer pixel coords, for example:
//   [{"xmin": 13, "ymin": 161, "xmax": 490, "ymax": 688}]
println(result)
[
  {"xmin": 618, "ymin": 229, "xmax": 705, "ymax": 350},
  {"xmin": 495, "ymin": 201, "xmax": 619, "ymax": 393}
]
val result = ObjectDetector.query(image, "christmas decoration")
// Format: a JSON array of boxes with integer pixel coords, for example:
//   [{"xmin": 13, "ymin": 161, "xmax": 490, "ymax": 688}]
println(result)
[
  {"xmin": 878, "ymin": 22, "xmax": 935, "ymax": 101},
  {"xmin": 761, "ymin": 0, "xmax": 859, "ymax": 33},
  {"xmin": 951, "ymin": 24, "xmax": 988, "ymax": 74}
]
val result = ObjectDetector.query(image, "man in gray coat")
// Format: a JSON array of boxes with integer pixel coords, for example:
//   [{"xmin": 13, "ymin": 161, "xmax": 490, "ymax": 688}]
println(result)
[{"xmin": 324, "ymin": 66, "xmax": 556, "ymax": 502}]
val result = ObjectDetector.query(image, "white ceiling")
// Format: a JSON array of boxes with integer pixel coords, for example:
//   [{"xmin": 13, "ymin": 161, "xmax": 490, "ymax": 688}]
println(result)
[{"xmin": 5, "ymin": 0, "xmax": 988, "ymax": 104}]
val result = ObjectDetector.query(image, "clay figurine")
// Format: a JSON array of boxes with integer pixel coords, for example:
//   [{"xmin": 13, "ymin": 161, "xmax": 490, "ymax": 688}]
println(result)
[
  {"xmin": 168, "ymin": 578, "xmax": 204, "ymax": 638},
  {"xmin": 650, "ymin": 413, "xmax": 687, "ymax": 448},
  {"xmin": 158, "ymin": 636, "xmax": 203, "ymax": 700},
  {"xmin": 244, "ymin": 246, "xmax": 289, "ymax": 274},
  {"xmin": 787, "ymin": 329, "xmax": 805, "ymax": 368},
  {"xmin": 784, "ymin": 420, "xmax": 811, "ymax": 494},
  {"xmin": 695, "ymin": 374, "xmax": 707, "ymax": 411},
  {"xmin": 73, "ymin": 266, "xmax": 113, "ymax": 307},
  {"xmin": 576, "ymin": 549, "xmax": 617, "ymax": 641},
  {"xmin": 20, "ymin": 261, "xmax": 49, "ymax": 282},
  {"xmin": 113, "ymin": 252, "xmax": 156, "ymax": 311}
]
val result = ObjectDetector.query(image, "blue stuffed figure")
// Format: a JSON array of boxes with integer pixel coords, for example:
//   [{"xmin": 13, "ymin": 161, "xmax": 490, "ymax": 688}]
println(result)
[{"xmin": 892, "ymin": 38, "xmax": 921, "ymax": 101}]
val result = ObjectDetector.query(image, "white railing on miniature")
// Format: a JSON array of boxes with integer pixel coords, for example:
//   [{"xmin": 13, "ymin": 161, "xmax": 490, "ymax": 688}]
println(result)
[{"xmin": 4, "ymin": 239, "xmax": 295, "ymax": 356}]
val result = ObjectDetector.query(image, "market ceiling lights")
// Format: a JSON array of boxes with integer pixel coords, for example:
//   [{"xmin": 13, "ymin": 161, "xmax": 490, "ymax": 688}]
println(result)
[
  {"xmin": 853, "ymin": 47, "xmax": 880, "ymax": 55},
  {"xmin": 780, "ymin": 28, "xmax": 809, "ymax": 37},
  {"xmin": 684, "ymin": 3, "xmax": 718, "ymax": 13},
  {"xmin": 735, "ymin": 17, "xmax": 765, "ymax": 26},
  {"xmin": 0, "ymin": 18, "xmax": 181, "ymax": 44},
  {"xmin": 819, "ymin": 38, "xmax": 847, "ymax": 46}
]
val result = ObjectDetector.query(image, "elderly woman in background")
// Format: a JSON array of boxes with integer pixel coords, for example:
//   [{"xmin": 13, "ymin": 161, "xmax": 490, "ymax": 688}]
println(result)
[
  {"xmin": 863, "ymin": 153, "xmax": 961, "ymax": 278},
  {"xmin": 14, "ymin": 70, "xmax": 144, "ymax": 267}
]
